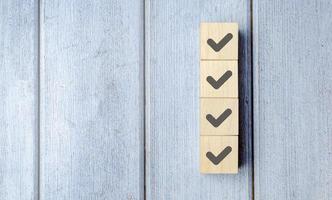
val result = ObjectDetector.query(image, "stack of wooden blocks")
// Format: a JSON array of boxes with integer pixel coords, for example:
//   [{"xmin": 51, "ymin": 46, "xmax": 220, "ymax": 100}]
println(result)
[{"xmin": 200, "ymin": 23, "xmax": 239, "ymax": 174}]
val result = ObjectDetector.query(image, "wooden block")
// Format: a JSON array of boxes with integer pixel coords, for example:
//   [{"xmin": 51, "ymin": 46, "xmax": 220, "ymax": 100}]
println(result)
[
  {"xmin": 200, "ymin": 23, "xmax": 238, "ymax": 60},
  {"xmin": 200, "ymin": 60, "xmax": 238, "ymax": 98},
  {"xmin": 200, "ymin": 136, "xmax": 238, "ymax": 174},
  {"xmin": 200, "ymin": 98, "xmax": 238, "ymax": 135}
]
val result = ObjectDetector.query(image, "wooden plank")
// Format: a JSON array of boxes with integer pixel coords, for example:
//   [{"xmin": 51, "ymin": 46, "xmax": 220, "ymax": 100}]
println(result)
[
  {"xmin": 253, "ymin": 0, "xmax": 332, "ymax": 199},
  {"xmin": 39, "ymin": 1, "xmax": 144, "ymax": 199},
  {"xmin": 0, "ymin": 0, "xmax": 38, "ymax": 199},
  {"xmin": 145, "ymin": 0, "xmax": 252, "ymax": 199}
]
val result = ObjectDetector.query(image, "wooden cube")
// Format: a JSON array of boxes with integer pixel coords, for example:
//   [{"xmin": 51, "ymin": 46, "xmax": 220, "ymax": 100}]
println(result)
[
  {"xmin": 200, "ymin": 23, "xmax": 238, "ymax": 60},
  {"xmin": 200, "ymin": 98, "xmax": 238, "ymax": 135},
  {"xmin": 200, "ymin": 136, "xmax": 238, "ymax": 173},
  {"xmin": 200, "ymin": 60, "xmax": 238, "ymax": 98}
]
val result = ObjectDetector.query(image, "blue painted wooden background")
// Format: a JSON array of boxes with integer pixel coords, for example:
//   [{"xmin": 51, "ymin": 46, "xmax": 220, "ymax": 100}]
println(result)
[{"xmin": 0, "ymin": 0, "xmax": 331, "ymax": 199}]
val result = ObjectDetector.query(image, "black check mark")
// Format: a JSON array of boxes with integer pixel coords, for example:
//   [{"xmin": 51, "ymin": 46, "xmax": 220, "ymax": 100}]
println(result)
[
  {"xmin": 206, "ymin": 109, "xmax": 232, "ymax": 128},
  {"xmin": 207, "ymin": 33, "xmax": 233, "ymax": 52},
  {"xmin": 206, "ymin": 146, "xmax": 232, "ymax": 165},
  {"xmin": 206, "ymin": 70, "xmax": 232, "ymax": 89}
]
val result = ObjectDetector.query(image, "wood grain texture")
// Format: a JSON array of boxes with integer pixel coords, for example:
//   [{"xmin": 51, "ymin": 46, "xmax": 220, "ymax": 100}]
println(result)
[
  {"xmin": 145, "ymin": 0, "xmax": 252, "ymax": 199},
  {"xmin": 39, "ymin": 1, "xmax": 144, "ymax": 199},
  {"xmin": 253, "ymin": 0, "xmax": 332, "ymax": 199},
  {"xmin": 0, "ymin": 1, "xmax": 38, "ymax": 199}
]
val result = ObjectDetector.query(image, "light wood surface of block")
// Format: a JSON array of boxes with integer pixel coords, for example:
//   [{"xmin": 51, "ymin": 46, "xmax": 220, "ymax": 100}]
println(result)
[
  {"xmin": 200, "ymin": 136, "xmax": 238, "ymax": 174},
  {"xmin": 200, "ymin": 98, "xmax": 238, "ymax": 135},
  {"xmin": 200, "ymin": 60, "xmax": 238, "ymax": 98},
  {"xmin": 200, "ymin": 23, "xmax": 238, "ymax": 60}
]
